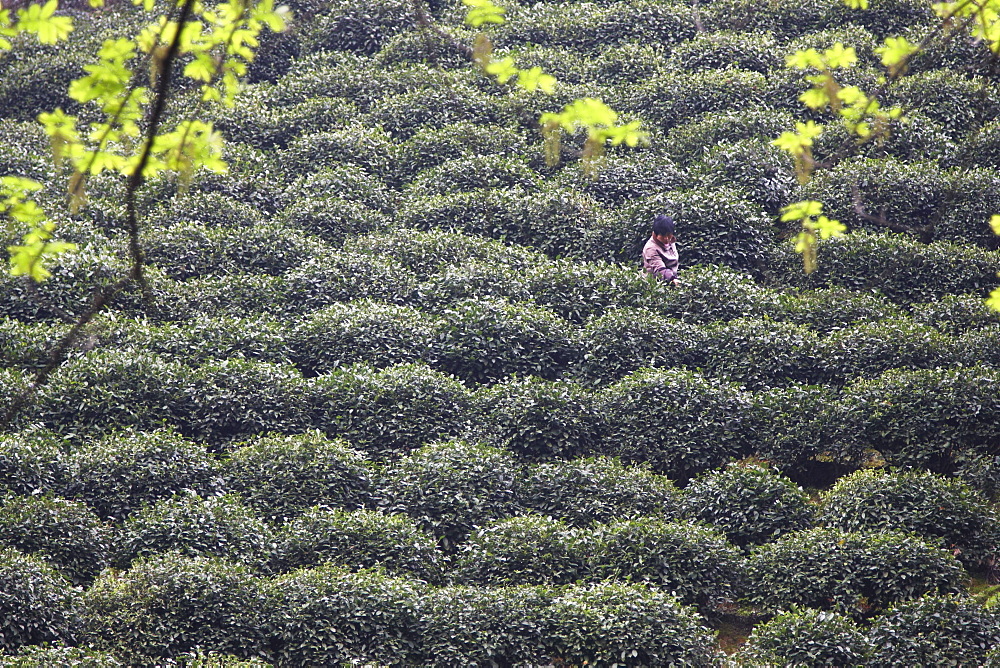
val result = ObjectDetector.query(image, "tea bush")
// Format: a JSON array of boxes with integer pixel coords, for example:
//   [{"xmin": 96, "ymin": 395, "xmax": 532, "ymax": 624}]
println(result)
[
  {"xmin": 3, "ymin": 645, "xmax": 124, "ymax": 667},
  {"xmin": 114, "ymin": 493, "xmax": 273, "ymax": 569},
  {"xmin": 591, "ymin": 518, "xmax": 744, "ymax": 609},
  {"xmin": 405, "ymin": 156, "xmax": 540, "ymax": 196},
  {"xmin": 150, "ymin": 273, "xmax": 295, "ymax": 322},
  {"xmin": 367, "ymin": 86, "xmax": 509, "ymax": 141},
  {"xmin": 276, "ymin": 196, "xmax": 392, "ymax": 244},
  {"xmin": 690, "ymin": 138, "xmax": 799, "ymax": 214},
  {"xmin": 80, "ymin": 552, "xmax": 262, "ymax": 665},
  {"xmin": 142, "ymin": 223, "xmax": 329, "ymax": 280},
  {"xmin": 433, "ymin": 298, "xmax": 579, "ymax": 384},
  {"xmin": 586, "ymin": 42, "xmax": 669, "ymax": 85},
  {"xmin": 415, "ymin": 585, "xmax": 552, "ymax": 667},
  {"xmin": 575, "ymin": 300, "xmax": 747, "ymax": 384},
  {"xmin": 310, "ymin": 362, "xmax": 474, "ymax": 460},
  {"xmin": 143, "ymin": 191, "xmax": 265, "ymax": 230},
  {"xmin": 598, "ymin": 368, "xmax": 754, "ymax": 479},
  {"xmin": 283, "ymin": 254, "xmax": 413, "ymax": 311},
  {"xmin": 181, "ymin": 360, "xmax": 310, "ymax": 447},
  {"xmin": 409, "ymin": 260, "xmax": 534, "ymax": 309},
  {"xmin": 830, "ymin": 366, "xmax": 1000, "ymax": 472},
  {"xmin": 543, "ymin": 582, "xmax": 720, "ymax": 666},
  {"xmin": 278, "ymin": 164, "xmax": 395, "ymax": 214},
  {"xmin": 744, "ymin": 528, "xmax": 966, "ymax": 617},
  {"xmin": 736, "ymin": 608, "xmax": 873, "ymax": 667},
  {"xmin": 64, "ymin": 429, "xmax": 222, "ymax": 521},
  {"xmin": 35, "ymin": 352, "xmax": 191, "ymax": 438},
  {"xmin": 224, "ymin": 431, "xmax": 373, "ymax": 522},
  {"xmin": 271, "ymin": 507, "xmax": 444, "ymax": 582},
  {"xmin": 288, "ymin": 300, "xmax": 438, "ymax": 376},
  {"xmin": 888, "ymin": 69, "xmax": 1000, "ymax": 137},
  {"xmin": 0, "ymin": 547, "xmax": 78, "ymax": 653},
  {"xmin": 553, "ymin": 153, "xmax": 690, "ymax": 208},
  {"xmin": 699, "ymin": 318, "xmax": 823, "ymax": 388},
  {"xmin": 625, "ymin": 69, "xmax": 772, "ymax": 132},
  {"xmin": 377, "ymin": 27, "xmax": 476, "ymax": 70},
  {"xmin": 663, "ymin": 108, "xmax": 797, "ymax": 166},
  {"xmin": 785, "ymin": 232, "xmax": 1000, "ymax": 303},
  {"xmin": 519, "ymin": 457, "xmax": 683, "ymax": 527},
  {"xmin": 0, "ymin": 495, "xmax": 109, "ymax": 585},
  {"xmin": 750, "ymin": 384, "xmax": 841, "ymax": 481},
  {"xmin": 523, "ymin": 260, "xmax": 667, "ymax": 323},
  {"xmin": 394, "ymin": 122, "xmax": 530, "ymax": 183},
  {"xmin": 340, "ymin": 228, "xmax": 547, "ymax": 282},
  {"xmin": 766, "ymin": 288, "xmax": 906, "ymax": 333},
  {"xmin": 377, "ymin": 440, "xmax": 523, "ymax": 548},
  {"xmin": 278, "ymin": 125, "xmax": 397, "ymax": 181},
  {"xmin": 262, "ymin": 565, "xmax": 425, "ymax": 666},
  {"xmin": 867, "ymin": 594, "xmax": 1000, "ymax": 666},
  {"xmin": 666, "ymin": 31, "xmax": 782, "ymax": 73},
  {"xmin": 297, "ymin": 0, "xmax": 416, "ymax": 55},
  {"xmin": 110, "ymin": 316, "xmax": 292, "ymax": 367},
  {"xmin": 817, "ymin": 319, "xmax": 956, "ymax": 384},
  {"xmin": 454, "ymin": 515, "xmax": 592, "ymax": 586},
  {"xmin": 938, "ymin": 167, "xmax": 1000, "ymax": 249},
  {"xmin": 911, "ymin": 294, "xmax": 1000, "ymax": 335},
  {"xmin": 0, "ymin": 429, "xmax": 69, "ymax": 497},
  {"xmin": 473, "ymin": 378, "xmax": 606, "ymax": 461},
  {"xmin": 682, "ymin": 463, "xmax": 815, "ymax": 548},
  {"xmin": 802, "ymin": 157, "xmax": 950, "ymax": 234},
  {"xmin": 819, "ymin": 469, "xmax": 1000, "ymax": 567}
]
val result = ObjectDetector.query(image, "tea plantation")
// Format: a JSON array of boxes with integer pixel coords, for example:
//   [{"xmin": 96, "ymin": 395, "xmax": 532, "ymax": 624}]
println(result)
[{"xmin": 2, "ymin": 0, "xmax": 1000, "ymax": 664}]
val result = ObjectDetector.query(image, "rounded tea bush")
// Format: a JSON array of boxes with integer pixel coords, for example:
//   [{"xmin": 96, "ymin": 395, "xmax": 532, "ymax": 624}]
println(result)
[
  {"xmin": 910, "ymin": 293, "xmax": 1000, "ymax": 335},
  {"xmin": 0, "ymin": 429, "xmax": 69, "ymax": 497},
  {"xmin": 377, "ymin": 440, "xmax": 523, "ymax": 549},
  {"xmin": 519, "ymin": 457, "xmax": 683, "ymax": 527},
  {"xmin": 0, "ymin": 547, "xmax": 78, "ymax": 653},
  {"xmin": 262, "ymin": 565, "xmax": 425, "ymax": 667},
  {"xmin": 817, "ymin": 319, "xmax": 954, "ymax": 385},
  {"xmin": 287, "ymin": 300, "xmax": 438, "ymax": 376},
  {"xmin": 394, "ymin": 122, "xmax": 530, "ymax": 184},
  {"xmin": 34, "ymin": 351, "xmax": 191, "ymax": 438},
  {"xmin": 454, "ymin": 515, "xmax": 592, "ymax": 586},
  {"xmin": 80, "ymin": 552, "xmax": 263, "ymax": 665},
  {"xmin": 473, "ymin": 378, "xmax": 606, "ymax": 461},
  {"xmin": 114, "ymin": 493, "xmax": 274, "ymax": 570},
  {"xmin": 223, "ymin": 431, "xmax": 373, "ymax": 522},
  {"xmin": 415, "ymin": 585, "xmax": 552, "ymax": 667},
  {"xmin": 682, "ymin": 463, "xmax": 815, "ymax": 548},
  {"xmin": 0, "ymin": 495, "xmax": 109, "ymax": 585},
  {"xmin": 736, "ymin": 608, "xmax": 873, "ymax": 667},
  {"xmin": 65, "ymin": 429, "xmax": 222, "ymax": 521},
  {"xmin": 271, "ymin": 507, "xmax": 444, "ymax": 581},
  {"xmin": 820, "ymin": 469, "xmax": 1000, "ymax": 567},
  {"xmin": 310, "ymin": 362, "xmax": 474, "ymax": 460},
  {"xmin": 830, "ymin": 366, "xmax": 1000, "ymax": 473},
  {"xmin": 543, "ymin": 582, "xmax": 720, "ymax": 667},
  {"xmin": 433, "ymin": 298, "xmax": 579, "ymax": 384},
  {"xmin": 591, "ymin": 518, "xmax": 744, "ymax": 610},
  {"xmin": 180, "ymin": 360, "xmax": 310, "ymax": 447},
  {"xmin": 744, "ymin": 527, "xmax": 966, "ymax": 617},
  {"xmin": 598, "ymin": 368, "xmax": 754, "ymax": 480},
  {"xmin": 297, "ymin": 0, "xmax": 416, "ymax": 55},
  {"xmin": 766, "ymin": 288, "xmax": 906, "ymax": 334},
  {"xmin": 575, "ymin": 308, "xmax": 710, "ymax": 385},
  {"xmin": 404, "ymin": 155, "xmax": 540, "ymax": 196},
  {"xmin": 867, "ymin": 594, "xmax": 1000, "ymax": 667},
  {"xmin": 340, "ymin": 227, "xmax": 546, "ymax": 282}
]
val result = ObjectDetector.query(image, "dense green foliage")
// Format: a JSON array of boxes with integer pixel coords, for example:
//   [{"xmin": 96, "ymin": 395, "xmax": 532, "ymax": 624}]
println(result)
[{"xmin": 2, "ymin": 0, "xmax": 1000, "ymax": 662}]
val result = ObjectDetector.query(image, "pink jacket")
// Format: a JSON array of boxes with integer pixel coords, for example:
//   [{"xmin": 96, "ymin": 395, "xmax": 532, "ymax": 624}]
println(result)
[{"xmin": 642, "ymin": 235, "xmax": 678, "ymax": 281}]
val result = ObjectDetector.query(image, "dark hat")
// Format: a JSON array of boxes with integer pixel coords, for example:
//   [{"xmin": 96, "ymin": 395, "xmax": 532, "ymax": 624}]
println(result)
[{"xmin": 652, "ymin": 214, "xmax": 675, "ymax": 236}]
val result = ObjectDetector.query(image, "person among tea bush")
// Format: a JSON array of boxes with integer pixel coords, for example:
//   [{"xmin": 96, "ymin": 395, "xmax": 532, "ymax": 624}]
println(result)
[{"xmin": 642, "ymin": 214, "xmax": 681, "ymax": 285}]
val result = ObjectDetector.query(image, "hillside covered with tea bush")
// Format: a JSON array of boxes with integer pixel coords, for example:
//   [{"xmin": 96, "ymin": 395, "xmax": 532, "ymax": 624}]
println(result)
[{"xmin": 2, "ymin": 0, "xmax": 1000, "ymax": 664}]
